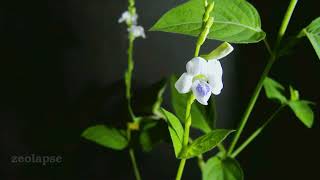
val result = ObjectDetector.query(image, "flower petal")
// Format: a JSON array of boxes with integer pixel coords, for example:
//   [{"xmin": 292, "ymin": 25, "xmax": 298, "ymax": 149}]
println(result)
[
  {"xmin": 192, "ymin": 80, "xmax": 212, "ymax": 105},
  {"xmin": 186, "ymin": 57, "xmax": 207, "ymax": 76},
  {"xmin": 208, "ymin": 75, "xmax": 223, "ymax": 95},
  {"xmin": 206, "ymin": 59, "xmax": 222, "ymax": 77},
  {"xmin": 175, "ymin": 73, "xmax": 193, "ymax": 94},
  {"xmin": 118, "ymin": 11, "xmax": 130, "ymax": 23},
  {"xmin": 128, "ymin": 25, "xmax": 146, "ymax": 38},
  {"xmin": 118, "ymin": 11, "xmax": 138, "ymax": 24},
  {"xmin": 207, "ymin": 59, "xmax": 223, "ymax": 95}
]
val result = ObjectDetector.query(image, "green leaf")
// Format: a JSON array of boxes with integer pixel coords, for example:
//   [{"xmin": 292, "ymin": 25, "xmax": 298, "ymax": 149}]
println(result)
[
  {"xmin": 299, "ymin": 17, "xmax": 320, "ymax": 60},
  {"xmin": 263, "ymin": 77, "xmax": 287, "ymax": 104},
  {"xmin": 288, "ymin": 100, "xmax": 314, "ymax": 128},
  {"xmin": 81, "ymin": 125, "xmax": 128, "ymax": 150},
  {"xmin": 179, "ymin": 129, "xmax": 234, "ymax": 159},
  {"xmin": 202, "ymin": 156, "xmax": 244, "ymax": 180},
  {"xmin": 289, "ymin": 86, "xmax": 300, "ymax": 101},
  {"xmin": 170, "ymin": 75, "xmax": 212, "ymax": 133},
  {"xmin": 161, "ymin": 108, "xmax": 184, "ymax": 157},
  {"xmin": 150, "ymin": 0, "xmax": 265, "ymax": 43}
]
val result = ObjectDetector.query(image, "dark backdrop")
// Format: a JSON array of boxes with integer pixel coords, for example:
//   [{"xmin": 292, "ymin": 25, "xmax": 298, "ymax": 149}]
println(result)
[{"xmin": 0, "ymin": 0, "xmax": 319, "ymax": 179}]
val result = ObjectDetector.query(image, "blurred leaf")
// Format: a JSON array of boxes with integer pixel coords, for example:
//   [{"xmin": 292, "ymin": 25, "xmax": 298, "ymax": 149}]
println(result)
[
  {"xmin": 289, "ymin": 86, "xmax": 300, "ymax": 101},
  {"xmin": 202, "ymin": 156, "xmax": 244, "ymax": 180},
  {"xmin": 152, "ymin": 80, "xmax": 167, "ymax": 117},
  {"xmin": 179, "ymin": 129, "xmax": 234, "ymax": 159},
  {"xmin": 298, "ymin": 17, "xmax": 320, "ymax": 60},
  {"xmin": 170, "ymin": 75, "xmax": 212, "ymax": 133},
  {"xmin": 82, "ymin": 125, "xmax": 128, "ymax": 150},
  {"xmin": 161, "ymin": 108, "xmax": 184, "ymax": 157},
  {"xmin": 139, "ymin": 119, "xmax": 168, "ymax": 152},
  {"xmin": 263, "ymin": 77, "xmax": 287, "ymax": 104},
  {"xmin": 132, "ymin": 79, "xmax": 167, "ymax": 117},
  {"xmin": 150, "ymin": 0, "xmax": 265, "ymax": 43},
  {"xmin": 288, "ymin": 100, "xmax": 314, "ymax": 128}
]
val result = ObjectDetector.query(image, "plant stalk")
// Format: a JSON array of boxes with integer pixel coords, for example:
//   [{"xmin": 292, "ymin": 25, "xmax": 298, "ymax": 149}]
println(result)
[
  {"xmin": 124, "ymin": 1, "xmax": 142, "ymax": 179},
  {"xmin": 227, "ymin": 0, "xmax": 298, "ymax": 155},
  {"xmin": 175, "ymin": 94, "xmax": 195, "ymax": 180},
  {"xmin": 129, "ymin": 148, "xmax": 142, "ymax": 180},
  {"xmin": 231, "ymin": 106, "xmax": 285, "ymax": 158}
]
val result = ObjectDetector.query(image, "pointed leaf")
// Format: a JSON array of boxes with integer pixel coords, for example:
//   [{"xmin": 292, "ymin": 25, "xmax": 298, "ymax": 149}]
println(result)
[
  {"xmin": 170, "ymin": 75, "xmax": 212, "ymax": 133},
  {"xmin": 299, "ymin": 17, "xmax": 320, "ymax": 60},
  {"xmin": 150, "ymin": 0, "xmax": 265, "ymax": 43},
  {"xmin": 288, "ymin": 100, "xmax": 314, "ymax": 128},
  {"xmin": 202, "ymin": 156, "xmax": 244, "ymax": 180},
  {"xmin": 179, "ymin": 129, "xmax": 234, "ymax": 159},
  {"xmin": 82, "ymin": 125, "xmax": 128, "ymax": 150},
  {"xmin": 263, "ymin": 77, "xmax": 287, "ymax": 104},
  {"xmin": 161, "ymin": 108, "xmax": 184, "ymax": 157}
]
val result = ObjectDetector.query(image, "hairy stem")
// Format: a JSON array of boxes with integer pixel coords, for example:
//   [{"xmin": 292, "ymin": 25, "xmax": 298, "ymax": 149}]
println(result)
[
  {"xmin": 227, "ymin": 0, "xmax": 298, "ymax": 155},
  {"xmin": 124, "ymin": 1, "xmax": 142, "ymax": 179},
  {"xmin": 126, "ymin": 35, "xmax": 136, "ymax": 120},
  {"xmin": 175, "ymin": 94, "xmax": 195, "ymax": 180}
]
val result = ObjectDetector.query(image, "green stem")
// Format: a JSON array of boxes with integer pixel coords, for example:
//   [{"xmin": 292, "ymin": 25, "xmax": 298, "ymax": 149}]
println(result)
[
  {"xmin": 263, "ymin": 38, "xmax": 273, "ymax": 56},
  {"xmin": 125, "ymin": 1, "xmax": 141, "ymax": 180},
  {"xmin": 217, "ymin": 144, "xmax": 226, "ymax": 154},
  {"xmin": 227, "ymin": 0, "xmax": 298, "ymax": 155},
  {"xmin": 182, "ymin": 94, "xmax": 195, "ymax": 146},
  {"xmin": 227, "ymin": 55, "xmax": 276, "ymax": 155},
  {"xmin": 231, "ymin": 106, "xmax": 285, "ymax": 158},
  {"xmin": 176, "ymin": 159, "xmax": 186, "ymax": 180},
  {"xmin": 175, "ymin": 94, "xmax": 195, "ymax": 180},
  {"xmin": 197, "ymin": 154, "xmax": 205, "ymax": 171},
  {"xmin": 274, "ymin": 0, "xmax": 298, "ymax": 51},
  {"xmin": 129, "ymin": 148, "xmax": 142, "ymax": 180},
  {"xmin": 126, "ymin": 35, "xmax": 136, "ymax": 120},
  {"xmin": 194, "ymin": 44, "xmax": 201, "ymax": 57}
]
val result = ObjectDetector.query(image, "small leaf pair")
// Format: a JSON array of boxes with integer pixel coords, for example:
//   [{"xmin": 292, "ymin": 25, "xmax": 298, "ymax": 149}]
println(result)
[{"xmin": 263, "ymin": 77, "xmax": 315, "ymax": 128}]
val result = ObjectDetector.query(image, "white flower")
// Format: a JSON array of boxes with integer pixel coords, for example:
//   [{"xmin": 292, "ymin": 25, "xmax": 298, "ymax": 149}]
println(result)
[
  {"xmin": 175, "ymin": 44, "xmax": 233, "ymax": 105},
  {"xmin": 118, "ymin": 11, "xmax": 138, "ymax": 25},
  {"xmin": 128, "ymin": 25, "xmax": 146, "ymax": 38}
]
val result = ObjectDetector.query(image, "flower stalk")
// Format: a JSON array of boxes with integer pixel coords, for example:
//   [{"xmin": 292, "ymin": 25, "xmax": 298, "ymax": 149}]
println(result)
[
  {"xmin": 175, "ymin": 2, "xmax": 215, "ymax": 180},
  {"xmin": 119, "ymin": 0, "xmax": 145, "ymax": 179},
  {"xmin": 176, "ymin": 94, "xmax": 195, "ymax": 180}
]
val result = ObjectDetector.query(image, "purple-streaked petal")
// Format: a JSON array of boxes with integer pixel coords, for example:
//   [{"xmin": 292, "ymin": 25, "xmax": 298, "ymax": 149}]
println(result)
[{"xmin": 191, "ymin": 80, "xmax": 212, "ymax": 105}]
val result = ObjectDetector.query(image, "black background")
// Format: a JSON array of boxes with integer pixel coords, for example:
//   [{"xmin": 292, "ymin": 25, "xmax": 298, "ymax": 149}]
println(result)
[{"xmin": 0, "ymin": 0, "xmax": 319, "ymax": 179}]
